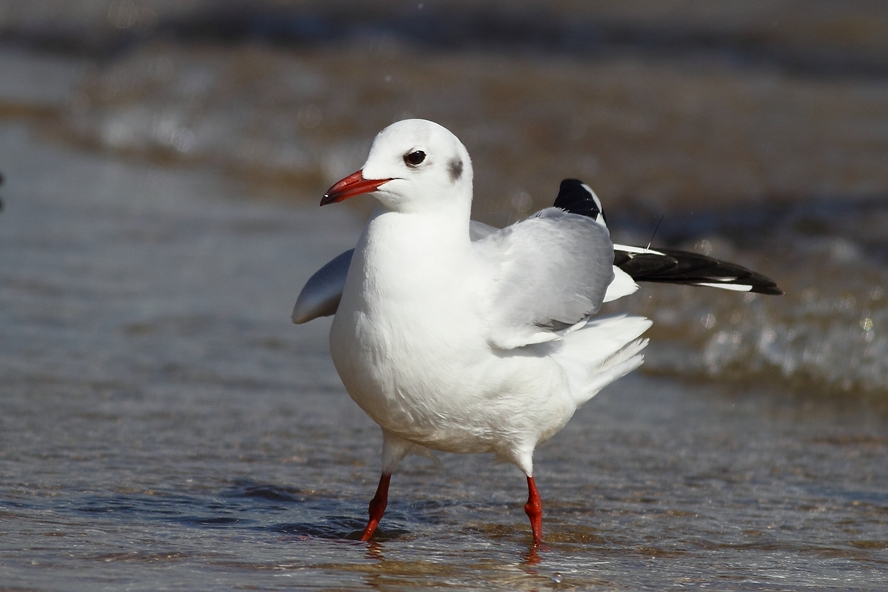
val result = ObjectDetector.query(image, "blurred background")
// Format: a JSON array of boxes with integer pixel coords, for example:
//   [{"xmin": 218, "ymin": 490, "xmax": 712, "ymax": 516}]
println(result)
[
  {"xmin": 3, "ymin": 0, "xmax": 887, "ymax": 401},
  {"xmin": 2, "ymin": 2, "xmax": 887, "ymax": 589}
]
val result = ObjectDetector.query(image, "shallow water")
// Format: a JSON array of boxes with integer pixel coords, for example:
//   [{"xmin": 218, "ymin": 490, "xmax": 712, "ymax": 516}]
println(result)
[
  {"xmin": 1, "ymin": 3, "xmax": 888, "ymax": 589},
  {"xmin": 3, "ymin": 376, "xmax": 886, "ymax": 591}
]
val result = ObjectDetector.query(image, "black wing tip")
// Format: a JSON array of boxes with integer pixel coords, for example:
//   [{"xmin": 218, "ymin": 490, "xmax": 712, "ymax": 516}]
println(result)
[
  {"xmin": 615, "ymin": 246, "xmax": 784, "ymax": 296},
  {"xmin": 750, "ymin": 282, "xmax": 784, "ymax": 296},
  {"xmin": 559, "ymin": 178, "xmax": 584, "ymax": 191},
  {"xmin": 553, "ymin": 178, "xmax": 605, "ymax": 223}
]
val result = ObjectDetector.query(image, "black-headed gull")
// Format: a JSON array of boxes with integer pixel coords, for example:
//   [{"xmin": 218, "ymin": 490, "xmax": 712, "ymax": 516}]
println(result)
[{"xmin": 293, "ymin": 119, "xmax": 780, "ymax": 546}]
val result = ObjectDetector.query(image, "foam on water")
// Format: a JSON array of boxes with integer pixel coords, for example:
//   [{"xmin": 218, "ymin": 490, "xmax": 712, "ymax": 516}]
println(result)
[{"xmin": 601, "ymin": 197, "xmax": 888, "ymax": 401}]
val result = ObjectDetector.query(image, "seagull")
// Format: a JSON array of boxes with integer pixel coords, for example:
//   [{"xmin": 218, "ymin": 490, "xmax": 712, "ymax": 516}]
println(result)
[{"xmin": 293, "ymin": 119, "xmax": 781, "ymax": 546}]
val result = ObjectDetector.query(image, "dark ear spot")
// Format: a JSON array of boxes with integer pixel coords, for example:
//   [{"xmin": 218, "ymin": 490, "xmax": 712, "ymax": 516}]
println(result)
[{"xmin": 448, "ymin": 158, "xmax": 463, "ymax": 182}]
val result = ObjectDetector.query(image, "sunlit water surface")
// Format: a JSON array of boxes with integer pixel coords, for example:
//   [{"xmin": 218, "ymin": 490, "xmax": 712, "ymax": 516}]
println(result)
[{"xmin": 2, "ymin": 5, "xmax": 888, "ymax": 588}]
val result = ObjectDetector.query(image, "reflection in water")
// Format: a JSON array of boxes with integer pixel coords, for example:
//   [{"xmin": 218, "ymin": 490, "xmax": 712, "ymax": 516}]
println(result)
[{"xmin": 521, "ymin": 545, "xmax": 541, "ymax": 566}]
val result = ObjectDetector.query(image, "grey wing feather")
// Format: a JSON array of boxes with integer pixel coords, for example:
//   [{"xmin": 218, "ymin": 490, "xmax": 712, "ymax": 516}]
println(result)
[
  {"xmin": 291, "ymin": 249, "xmax": 353, "ymax": 324},
  {"xmin": 474, "ymin": 207, "xmax": 615, "ymax": 349}
]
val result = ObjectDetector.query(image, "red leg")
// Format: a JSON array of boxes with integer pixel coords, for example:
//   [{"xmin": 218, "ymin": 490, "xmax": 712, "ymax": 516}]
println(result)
[
  {"xmin": 360, "ymin": 473, "xmax": 391, "ymax": 541},
  {"xmin": 524, "ymin": 476, "xmax": 543, "ymax": 546}
]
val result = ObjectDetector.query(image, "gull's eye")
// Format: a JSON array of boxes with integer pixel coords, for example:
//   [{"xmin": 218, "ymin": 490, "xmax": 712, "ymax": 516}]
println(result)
[{"xmin": 404, "ymin": 150, "xmax": 426, "ymax": 167}]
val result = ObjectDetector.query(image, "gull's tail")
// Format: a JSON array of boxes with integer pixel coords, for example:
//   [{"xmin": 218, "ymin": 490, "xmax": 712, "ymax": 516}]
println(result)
[{"xmin": 553, "ymin": 313, "xmax": 652, "ymax": 407}]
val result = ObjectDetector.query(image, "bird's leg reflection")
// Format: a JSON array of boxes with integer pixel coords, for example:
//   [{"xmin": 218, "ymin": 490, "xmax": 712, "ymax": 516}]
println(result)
[
  {"xmin": 522, "ymin": 544, "xmax": 542, "ymax": 566},
  {"xmin": 364, "ymin": 540, "xmax": 385, "ymax": 561}
]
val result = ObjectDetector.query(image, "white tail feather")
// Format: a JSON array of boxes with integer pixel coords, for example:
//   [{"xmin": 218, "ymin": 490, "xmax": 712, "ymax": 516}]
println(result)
[{"xmin": 552, "ymin": 313, "xmax": 652, "ymax": 406}]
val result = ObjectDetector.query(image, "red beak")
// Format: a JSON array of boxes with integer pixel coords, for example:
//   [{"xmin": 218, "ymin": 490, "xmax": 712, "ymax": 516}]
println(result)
[{"xmin": 321, "ymin": 170, "xmax": 392, "ymax": 206}]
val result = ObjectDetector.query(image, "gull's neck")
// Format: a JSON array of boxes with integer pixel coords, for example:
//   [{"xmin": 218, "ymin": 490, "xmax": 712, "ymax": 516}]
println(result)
[
  {"xmin": 365, "ymin": 182, "xmax": 474, "ymax": 252},
  {"xmin": 365, "ymin": 203, "xmax": 471, "ymax": 259},
  {"xmin": 348, "ymin": 195, "xmax": 475, "ymax": 310}
]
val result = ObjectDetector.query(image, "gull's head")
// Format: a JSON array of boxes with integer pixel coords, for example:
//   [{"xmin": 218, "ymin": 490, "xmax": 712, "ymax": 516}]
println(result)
[{"xmin": 321, "ymin": 119, "xmax": 473, "ymax": 214}]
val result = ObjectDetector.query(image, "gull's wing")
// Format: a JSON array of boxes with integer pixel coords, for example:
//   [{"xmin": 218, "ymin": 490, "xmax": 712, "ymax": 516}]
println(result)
[
  {"xmin": 292, "ymin": 249, "xmax": 353, "ymax": 324},
  {"xmin": 554, "ymin": 178, "xmax": 783, "ymax": 296},
  {"xmin": 474, "ymin": 207, "xmax": 615, "ymax": 349}
]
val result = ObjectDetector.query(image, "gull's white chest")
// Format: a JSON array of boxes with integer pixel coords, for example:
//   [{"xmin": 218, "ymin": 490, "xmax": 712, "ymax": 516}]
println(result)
[{"xmin": 329, "ymin": 212, "xmax": 491, "ymax": 442}]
